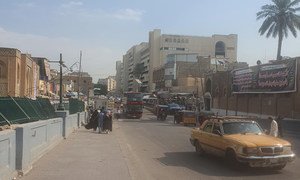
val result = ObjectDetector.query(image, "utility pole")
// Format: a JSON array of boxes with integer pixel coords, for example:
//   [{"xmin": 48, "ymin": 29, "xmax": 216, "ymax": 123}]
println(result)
[
  {"xmin": 57, "ymin": 53, "xmax": 65, "ymax": 110},
  {"xmin": 77, "ymin": 51, "xmax": 82, "ymax": 99}
]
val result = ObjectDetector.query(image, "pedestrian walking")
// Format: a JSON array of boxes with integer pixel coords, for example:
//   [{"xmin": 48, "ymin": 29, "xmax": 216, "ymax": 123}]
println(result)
[
  {"xmin": 102, "ymin": 110, "xmax": 112, "ymax": 133},
  {"xmin": 276, "ymin": 115, "xmax": 284, "ymax": 137},
  {"xmin": 97, "ymin": 109, "xmax": 104, "ymax": 134},
  {"xmin": 269, "ymin": 117, "xmax": 278, "ymax": 137}
]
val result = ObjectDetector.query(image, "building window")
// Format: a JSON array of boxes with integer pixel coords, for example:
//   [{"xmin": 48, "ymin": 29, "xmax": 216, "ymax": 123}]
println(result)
[
  {"xmin": 215, "ymin": 41, "xmax": 226, "ymax": 57},
  {"xmin": 176, "ymin": 48, "xmax": 185, "ymax": 51},
  {"xmin": 0, "ymin": 60, "xmax": 7, "ymax": 79},
  {"xmin": 17, "ymin": 63, "xmax": 20, "ymax": 83},
  {"xmin": 84, "ymin": 80, "xmax": 86, "ymax": 83}
]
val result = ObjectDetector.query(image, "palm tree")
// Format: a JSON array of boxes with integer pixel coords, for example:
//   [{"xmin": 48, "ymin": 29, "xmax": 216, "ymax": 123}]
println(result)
[{"xmin": 257, "ymin": 0, "xmax": 300, "ymax": 60}]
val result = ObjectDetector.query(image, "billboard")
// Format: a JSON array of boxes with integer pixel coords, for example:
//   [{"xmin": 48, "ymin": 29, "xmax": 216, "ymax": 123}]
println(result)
[{"xmin": 232, "ymin": 58, "xmax": 297, "ymax": 93}]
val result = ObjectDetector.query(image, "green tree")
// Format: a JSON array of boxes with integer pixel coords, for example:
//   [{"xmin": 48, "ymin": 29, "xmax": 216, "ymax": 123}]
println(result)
[{"xmin": 257, "ymin": 0, "xmax": 300, "ymax": 60}]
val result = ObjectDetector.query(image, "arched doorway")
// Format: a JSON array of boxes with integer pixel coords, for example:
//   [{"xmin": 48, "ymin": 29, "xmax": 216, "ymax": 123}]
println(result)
[
  {"xmin": 215, "ymin": 41, "xmax": 226, "ymax": 57},
  {"xmin": 205, "ymin": 79, "xmax": 212, "ymax": 94},
  {"xmin": 0, "ymin": 60, "xmax": 8, "ymax": 96},
  {"xmin": 204, "ymin": 92, "xmax": 212, "ymax": 111}
]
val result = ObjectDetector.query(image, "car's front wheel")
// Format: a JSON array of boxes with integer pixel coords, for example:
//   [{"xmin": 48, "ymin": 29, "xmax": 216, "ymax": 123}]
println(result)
[
  {"xmin": 195, "ymin": 140, "xmax": 205, "ymax": 155},
  {"xmin": 226, "ymin": 149, "xmax": 239, "ymax": 168}
]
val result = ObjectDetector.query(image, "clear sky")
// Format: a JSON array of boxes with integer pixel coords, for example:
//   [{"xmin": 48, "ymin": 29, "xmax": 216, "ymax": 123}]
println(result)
[{"xmin": 0, "ymin": 0, "xmax": 299, "ymax": 82}]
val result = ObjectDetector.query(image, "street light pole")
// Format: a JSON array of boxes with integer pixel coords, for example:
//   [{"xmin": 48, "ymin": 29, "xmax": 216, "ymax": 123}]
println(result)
[
  {"xmin": 57, "ymin": 53, "xmax": 65, "ymax": 110},
  {"xmin": 77, "ymin": 51, "xmax": 82, "ymax": 99}
]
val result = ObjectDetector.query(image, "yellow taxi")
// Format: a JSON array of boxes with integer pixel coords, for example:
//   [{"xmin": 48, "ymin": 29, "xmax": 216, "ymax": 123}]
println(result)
[{"xmin": 190, "ymin": 116, "xmax": 295, "ymax": 170}]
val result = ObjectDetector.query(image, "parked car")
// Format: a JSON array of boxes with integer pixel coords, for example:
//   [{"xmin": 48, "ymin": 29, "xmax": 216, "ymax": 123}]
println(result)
[{"xmin": 190, "ymin": 116, "xmax": 295, "ymax": 170}]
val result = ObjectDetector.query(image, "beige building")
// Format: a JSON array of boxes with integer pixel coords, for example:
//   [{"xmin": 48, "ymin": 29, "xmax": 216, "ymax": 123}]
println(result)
[
  {"xmin": 107, "ymin": 76, "xmax": 116, "ymax": 92},
  {"xmin": 115, "ymin": 61, "xmax": 123, "ymax": 94},
  {"xmin": 118, "ymin": 29, "xmax": 238, "ymax": 93},
  {"xmin": 62, "ymin": 72, "xmax": 93, "ymax": 96},
  {"xmin": 32, "ymin": 57, "xmax": 51, "ymax": 97},
  {"xmin": 148, "ymin": 29, "xmax": 237, "ymax": 92},
  {"xmin": 0, "ymin": 48, "xmax": 22, "ymax": 97},
  {"xmin": 153, "ymin": 55, "xmax": 210, "ymax": 94},
  {"xmin": 20, "ymin": 54, "xmax": 40, "ymax": 98},
  {"xmin": 0, "ymin": 48, "xmax": 39, "ymax": 98}
]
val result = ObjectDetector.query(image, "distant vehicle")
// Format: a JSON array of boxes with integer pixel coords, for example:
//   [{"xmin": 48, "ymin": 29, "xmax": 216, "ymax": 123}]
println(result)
[
  {"xmin": 167, "ymin": 103, "xmax": 182, "ymax": 115},
  {"xmin": 94, "ymin": 97, "xmax": 108, "ymax": 110},
  {"xmin": 123, "ymin": 92, "xmax": 143, "ymax": 118},
  {"xmin": 190, "ymin": 116, "xmax": 295, "ymax": 170},
  {"xmin": 156, "ymin": 105, "xmax": 168, "ymax": 121}
]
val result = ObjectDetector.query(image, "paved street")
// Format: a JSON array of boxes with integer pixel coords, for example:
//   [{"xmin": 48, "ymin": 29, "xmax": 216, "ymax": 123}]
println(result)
[{"xmin": 20, "ymin": 110, "xmax": 300, "ymax": 180}]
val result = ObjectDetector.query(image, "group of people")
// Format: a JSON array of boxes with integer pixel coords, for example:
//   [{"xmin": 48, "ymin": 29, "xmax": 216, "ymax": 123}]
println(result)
[{"xmin": 85, "ymin": 107, "xmax": 112, "ymax": 134}]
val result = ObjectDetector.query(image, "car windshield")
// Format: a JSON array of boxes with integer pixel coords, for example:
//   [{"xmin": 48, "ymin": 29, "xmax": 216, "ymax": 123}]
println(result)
[{"xmin": 222, "ymin": 122, "xmax": 262, "ymax": 135}]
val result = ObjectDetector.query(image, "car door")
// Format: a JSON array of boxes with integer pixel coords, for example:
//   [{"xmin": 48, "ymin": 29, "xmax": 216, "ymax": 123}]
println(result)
[
  {"xmin": 208, "ymin": 123, "xmax": 226, "ymax": 157},
  {"xmin": 198, "ymin": 122, "xmax": 213, "ymax": 153}
]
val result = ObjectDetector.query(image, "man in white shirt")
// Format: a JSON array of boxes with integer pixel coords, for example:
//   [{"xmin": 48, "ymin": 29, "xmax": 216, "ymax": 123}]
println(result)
[{"xmin": 269, "ymin": 117, "xmax": 278, "ymax": 137}]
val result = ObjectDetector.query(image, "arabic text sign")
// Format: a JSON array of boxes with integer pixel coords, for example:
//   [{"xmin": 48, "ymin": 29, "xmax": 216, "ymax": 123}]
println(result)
[{"xmin": 232, "ymin": 59, "xmax": 297, "ymax": 93}]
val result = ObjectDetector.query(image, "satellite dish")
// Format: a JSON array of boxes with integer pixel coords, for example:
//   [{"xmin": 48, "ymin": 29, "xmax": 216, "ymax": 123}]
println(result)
[{"xmin": 257, "ymin": 60, "xmax": 262, "ymax": 65}]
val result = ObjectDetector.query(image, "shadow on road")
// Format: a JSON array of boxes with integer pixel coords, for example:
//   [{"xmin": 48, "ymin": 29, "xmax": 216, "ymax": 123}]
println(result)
[{"xmin": 156, "ymin": 151, "xmax": 282, "ymax": 177}]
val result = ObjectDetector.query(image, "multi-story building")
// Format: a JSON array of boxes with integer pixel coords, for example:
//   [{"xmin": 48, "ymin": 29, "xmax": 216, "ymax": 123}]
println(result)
[
  {"xmin": 122, "ymin": 42, "xmax": 148, "ymax": 91},
  {"xmin": 153, "ymin": 55, "xmax": 210, "ymax": 94},
  {"xmin": 0, "ymin": 48, "xmax": 22, "ymax": 97},
  {"xmin": 63, "ymin": 72, "xmax": 93, "ymax": 96},
  {"xmin": 139, "ymin": 45, "xmax": 150, "ymax": 92},
  {"xmin": 118, "ymin": 29, "xmax": 238, "ymax": 93},
  {"xmin": 0, "ymin": 48, "xmax": 39, "ymax": 98},
  {"xmin": 20, "ymin": 54, "xmax": 40, "ymax": 98},
  {"xmin": 148, "ymin": 29, "xmax": 237, "ymax": 92},
  {"xmin": 107, "ymin": 76, "xmax": 116, "ymax": 92},
  {"xmin": 97, "ymin": 78, "xmax": 107, "ymax": 86},
  {"xmin": 32, "ymin": 57, "xmax": 51, "ymax": 96},
  {"xmin": 115, "ymin": 61, "xmax": 123, "ymax": 94}
]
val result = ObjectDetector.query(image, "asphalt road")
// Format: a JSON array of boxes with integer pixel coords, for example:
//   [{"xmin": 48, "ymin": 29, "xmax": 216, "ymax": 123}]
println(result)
[{"xmin": 115, "ymin": 110, "xmax": 300, "ymax": 180}]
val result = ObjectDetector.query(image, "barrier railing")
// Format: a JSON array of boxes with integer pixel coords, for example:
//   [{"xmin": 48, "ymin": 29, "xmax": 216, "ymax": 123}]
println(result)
[{"xmin": 0, "ymin": 97, "xmax": 57, "ymax": 126}]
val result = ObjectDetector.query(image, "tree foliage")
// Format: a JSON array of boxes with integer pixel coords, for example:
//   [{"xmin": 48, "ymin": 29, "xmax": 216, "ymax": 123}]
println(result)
[{"xmin": 257, "ymin": 0, "xmax": 300, "ymax": 60}]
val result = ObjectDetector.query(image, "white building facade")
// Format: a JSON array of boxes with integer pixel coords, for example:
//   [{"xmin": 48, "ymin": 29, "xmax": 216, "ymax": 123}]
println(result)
[
  {"xmin": 107, "ymin": 76, "xmax": 116, "ymax": 92},
  {"xmin": 118, "ymin": 29, "xmax": 238, "ymax": 93}
]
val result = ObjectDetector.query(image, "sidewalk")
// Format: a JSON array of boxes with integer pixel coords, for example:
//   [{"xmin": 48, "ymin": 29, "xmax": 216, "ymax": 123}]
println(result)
[{"xmin": 19, "ymin": 125, "xmax": 132, "ymax": 180}]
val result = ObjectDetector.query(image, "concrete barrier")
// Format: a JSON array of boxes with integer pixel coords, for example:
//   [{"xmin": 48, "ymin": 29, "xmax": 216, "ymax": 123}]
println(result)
[
  {"xmin": 0, "ymin": 130, "xmax": 16, "ymax": 180},
  {"xmin": 0, "ymin": 111, "xmax": 86, "ymax": 178},
  {"xmin": 56, "ymin": 111, "xmax": 81, "ymax": 139},
  {"xmin": 15, "ymin": 118, "xmax": 63, "ymax": 175},
  {"xmin": 65, "ymin": 113, "xmax": 79, "ymax": 138}
]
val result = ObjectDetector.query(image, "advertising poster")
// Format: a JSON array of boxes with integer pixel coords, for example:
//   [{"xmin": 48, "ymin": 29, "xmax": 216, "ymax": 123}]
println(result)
[{"xmin": 232, "ymin": 59, "xmax": 297, "ymax": 93}]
